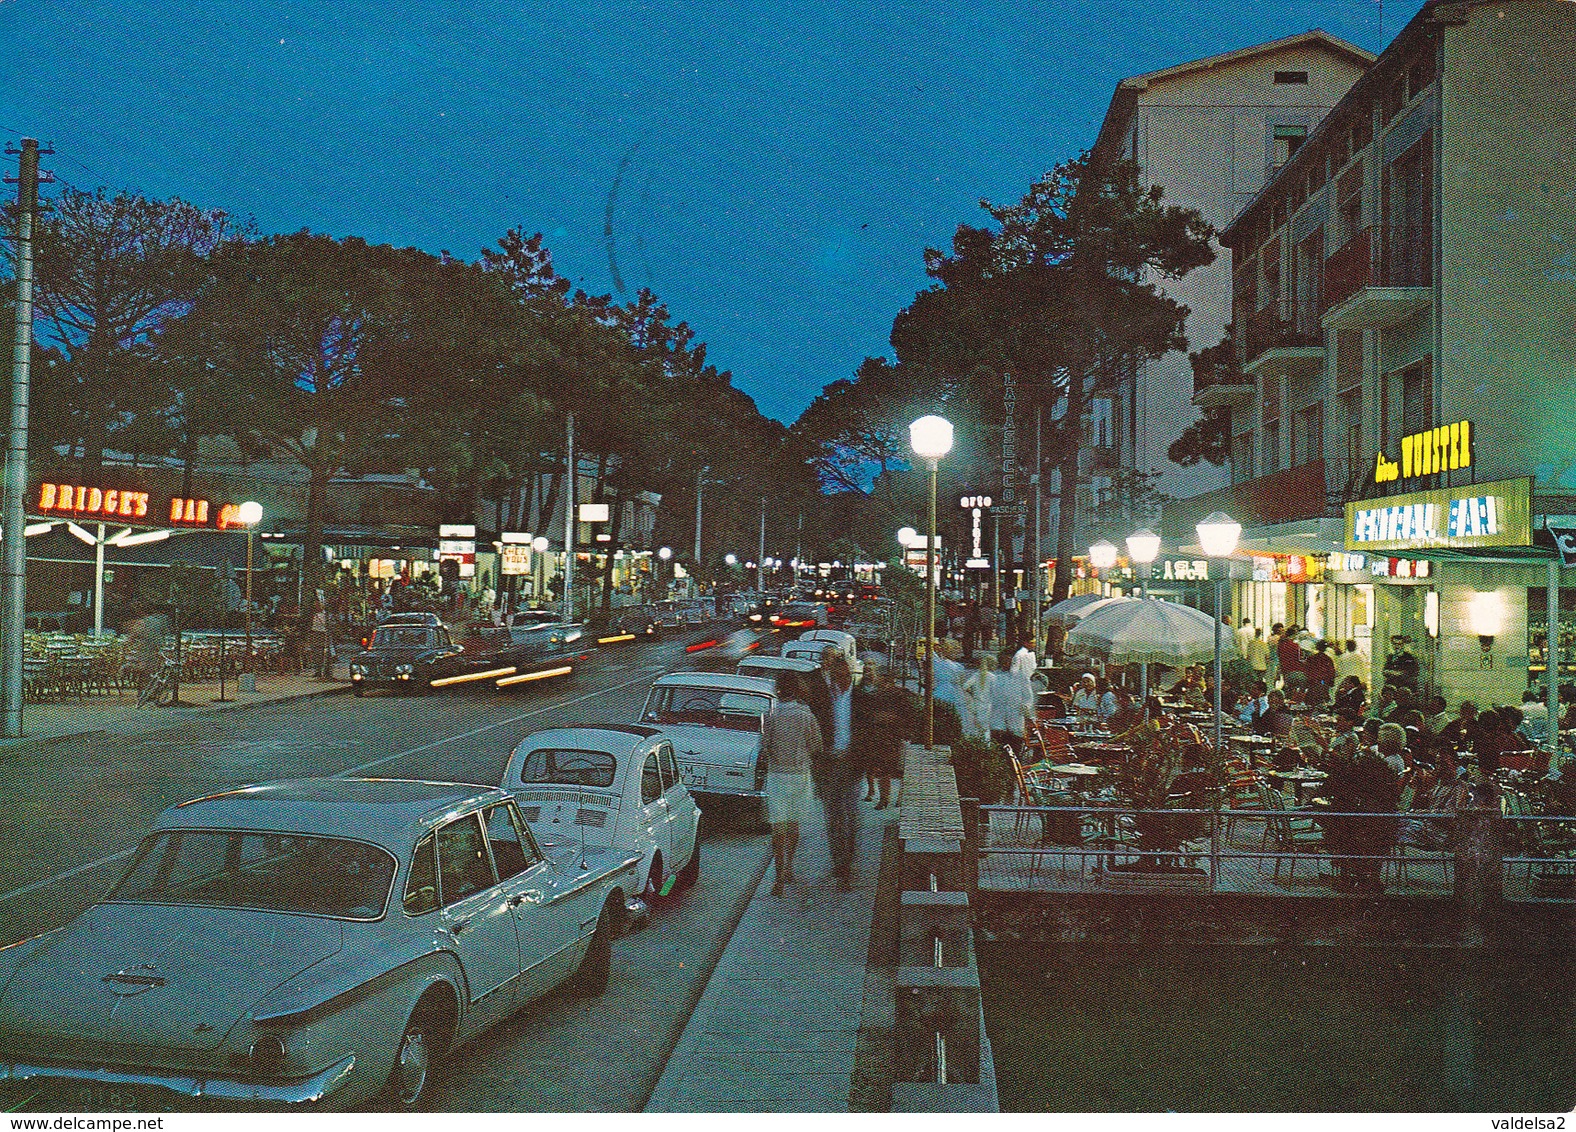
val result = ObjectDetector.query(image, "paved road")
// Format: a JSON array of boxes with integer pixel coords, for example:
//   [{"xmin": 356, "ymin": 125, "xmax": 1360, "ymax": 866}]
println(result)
[{"xmin": 0, "ymin": 630, "xmax": 772, "ymax": 1112}]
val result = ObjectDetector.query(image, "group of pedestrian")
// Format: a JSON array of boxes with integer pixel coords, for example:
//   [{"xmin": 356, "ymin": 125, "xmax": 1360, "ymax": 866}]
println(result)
[{"xmin": 760, "ymin": 646, "xmax": 919, "ymax": 895}]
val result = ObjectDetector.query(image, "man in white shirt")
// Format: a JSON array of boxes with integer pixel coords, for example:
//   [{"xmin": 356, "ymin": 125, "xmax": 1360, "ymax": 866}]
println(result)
[{"xmin": 1334, "ymin": 638, "xmax": 1367, "ymax": 683}]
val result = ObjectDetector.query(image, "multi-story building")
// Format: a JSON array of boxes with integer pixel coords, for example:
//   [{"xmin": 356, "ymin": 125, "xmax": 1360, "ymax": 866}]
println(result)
[
  {"xmin": 1191, "ymin": 0, "xmax": 1576, "ymax": 707},
  {"xmin": 1091, "ymin": 31, "xmax": 1373, "ymax": 506}
]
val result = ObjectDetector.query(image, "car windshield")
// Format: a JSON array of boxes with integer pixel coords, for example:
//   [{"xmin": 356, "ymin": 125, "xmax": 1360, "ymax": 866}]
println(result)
[
  {"xmin": 516, "ymin": 748, "xmax": 618, "ymax": 788},
  {"xmin": 372, "ymin": 627, "xmax": 435, "ymax": 649},
  {"xmin": 108, "ymin": 831, "xmax": 397, "ymax": 920},
  {"xmin": 642, "ymin": 685, "xmax": 770, "ymax": 730}
]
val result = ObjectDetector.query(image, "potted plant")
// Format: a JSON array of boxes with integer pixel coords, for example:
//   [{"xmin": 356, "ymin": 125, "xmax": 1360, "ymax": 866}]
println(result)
[{"xmin": 1102, "ymin": 718, "xmax": 1221, "ymax": 882}]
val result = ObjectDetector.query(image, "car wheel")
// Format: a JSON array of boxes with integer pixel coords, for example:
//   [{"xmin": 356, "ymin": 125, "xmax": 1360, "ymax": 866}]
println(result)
[
  {"xmin": 386, "ymin": 996, "xmax": 449, "ymax": 1108},
  {"xmin": 565, "ymin": 898, "xmax": 617, "ymax": 996},
  {"xmin": 642, "ymin": 854, "xmax": 666, "ymax": 903},
  {"xmin": 674, "ymin": 844, "xmax": 700, "ymax": 892}
]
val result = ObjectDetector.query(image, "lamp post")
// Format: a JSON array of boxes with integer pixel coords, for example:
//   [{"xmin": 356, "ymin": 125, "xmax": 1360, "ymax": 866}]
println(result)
[
  {"xmin": 1196, "ymin": 511, "xmax": 1242, "ymax": 755},
  {"xmin": 657, "ymin": 546, "xmax": 672, "ymax": 602},
  {"xmin": 1089, "ymin": 540, "xmax": 1118, "ymax": 594},
  {"xmin": 237, "ymin": 501, "xmax": 264, "ymax": 691},
  {"xmin": 1126, "ymin": 528, "xmax": 1161, "ymax": 710},
  {"xmin": 910, "ymin": 414, "xmax": 953, "ymax": 748},
  {"xmin": 531, "ymin": 535, "xmax": 549, "ymax": 607}
]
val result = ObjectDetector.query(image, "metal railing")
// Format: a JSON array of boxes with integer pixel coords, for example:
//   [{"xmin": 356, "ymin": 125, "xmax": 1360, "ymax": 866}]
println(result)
[
  {"xmin": 1241, "ymin": 299, "xmax": 1324, "ymax": 367},
  {"xmin": 975, "ymin": 801, "xmax": 1572, "ymax": 903},
  {"xmin": 1324, "ymin": 224, "xmax": 1432, "ymax": 309}
]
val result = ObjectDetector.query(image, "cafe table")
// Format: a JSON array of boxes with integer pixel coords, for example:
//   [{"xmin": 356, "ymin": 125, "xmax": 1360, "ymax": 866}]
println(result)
[{"xmin": 1268, "ymin": 767, "xmax": 1328, "ymax": 804}]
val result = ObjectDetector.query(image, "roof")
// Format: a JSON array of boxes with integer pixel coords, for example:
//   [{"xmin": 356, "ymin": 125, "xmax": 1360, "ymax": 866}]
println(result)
[
  {"xmin": 1092, "ymin": 29, "xmax": 1375, "ymax": 165},
  {"xmin": 515, "ymin": 725, "xmax": 661, "ymax": 753},
  {"xmin": 738, "ymin": 656, "xmax": 821, "ymax": 672},
  {"xmin": 158, "ymin": 779, "xmax": 506, "ymax": 846},
  {"xmin": 651, "ymin": 671, "xmax": 776, "ymax": 693}
]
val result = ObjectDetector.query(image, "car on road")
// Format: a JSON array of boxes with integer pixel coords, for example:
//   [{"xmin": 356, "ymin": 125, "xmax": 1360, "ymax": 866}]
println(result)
[
  {"xmin": 638, "ymin": 671, "xmax": 775, "ymax": 802},
  {"xmin": 601, "ymin": 604, "xmax": 660, "ymax": 639},
  {"xmin": 0, "ymin": 779, "xmax": 641, "ymax": 1111},
  {"xmin": 503, "ymin": 725, "xmax": 702, "ymax": 906},
  {"xmin": 771, "ymin": 601, "xmax": 829, "ymax": 632},
  {"xmin": 348, "ymin": 621, "xmax": 591, "ymax": 694}
]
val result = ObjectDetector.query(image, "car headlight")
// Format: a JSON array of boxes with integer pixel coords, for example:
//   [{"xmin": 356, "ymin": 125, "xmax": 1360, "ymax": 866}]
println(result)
[
  {"xmin": 395, "ymin": 663, "xmax": 414, "ymax": 675},
  {"xmin": 349, "ymin": 663, "xmax": 365, "ymax": 675}
]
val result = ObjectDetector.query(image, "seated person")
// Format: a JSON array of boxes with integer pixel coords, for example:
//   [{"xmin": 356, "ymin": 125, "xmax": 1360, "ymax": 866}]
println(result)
[
  {"xmin": 1070, "ymin": 673, "xmax": 1101, "ymax": 716},
  {"xmin": 1251, "ymin": 689, "xmax": 1293, "ymax": 738},
  {"xmin": 1332, "ymin": 675, "xmax": 1367, "ymax": 717}
]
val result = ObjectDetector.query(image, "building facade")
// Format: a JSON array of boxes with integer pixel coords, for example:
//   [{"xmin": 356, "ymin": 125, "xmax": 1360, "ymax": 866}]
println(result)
[
  {"xmin": 1091, "ymin": 31, "xmax": 1374, "ymax": 504},
  {"xmin": 1197, "ymin": 0, "xmax": 1576, "ymax": 707}
]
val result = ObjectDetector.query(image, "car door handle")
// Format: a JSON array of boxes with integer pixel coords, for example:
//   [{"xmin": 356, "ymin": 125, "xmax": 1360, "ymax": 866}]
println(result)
[
  {"xmin": 508, "ymin": 894, "xmax": 528, "ymax": 907},
  {"xmin": 445, "ymin": 917, "xmax": 473, "ymax": 936}
]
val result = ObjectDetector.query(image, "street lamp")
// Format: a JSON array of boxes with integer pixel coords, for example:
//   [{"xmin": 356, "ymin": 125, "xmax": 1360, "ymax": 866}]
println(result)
[
  {"xmin": 237, "ymin": 501, "xmax": 264, "ymax": 690},
  {"xmin": 724, "ymin": 553, "xmax": 737, "ymax": 567},
  {"xmin": 897, "ymin": 527, "xmax": 917, "ymax": 550},
  {"xmin": 910, "ymin": 414, "xmax": 953, "ymax": 749},
  {"xmin": 1196, "ymin": 511, "xmax": 1242, "ymax": 755},
  {"xmin": 1126, "ymin": 528, "xmax": 1161, "ymax": 708}
]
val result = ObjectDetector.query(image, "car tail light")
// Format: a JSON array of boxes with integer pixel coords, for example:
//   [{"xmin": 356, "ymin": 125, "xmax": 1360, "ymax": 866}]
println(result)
[{"xmin": 249, "ymin": 1033, "xmax": 288, "ymax": 1074}]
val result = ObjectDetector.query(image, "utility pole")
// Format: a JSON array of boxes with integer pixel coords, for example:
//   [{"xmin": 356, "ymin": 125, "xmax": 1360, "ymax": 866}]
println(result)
[
  {"xmin": 1032, "ymin": 404, "xmax": 1043, "ymax": 654},
  {"xmin": 694, "ymin": 466, "xmax": 705, "ymax": 566},
  {"xmin": 562, "ymin": 412, "xmax": 575, "ymax": 623},
  {"xmin": 3, "ymin": 139, "xmax": 49, "ymax": 739},
  {"xmin": 756, "ymin": 497, "xmax": 766, "ymax": 593}
]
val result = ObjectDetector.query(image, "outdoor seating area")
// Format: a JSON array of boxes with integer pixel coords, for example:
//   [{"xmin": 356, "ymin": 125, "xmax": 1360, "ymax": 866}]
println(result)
[{"xmin": 20, "ymin": 629, "xmax": 290, "ymax": 702}]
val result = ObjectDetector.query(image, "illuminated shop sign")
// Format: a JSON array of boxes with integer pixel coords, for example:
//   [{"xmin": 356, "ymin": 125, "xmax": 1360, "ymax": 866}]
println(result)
[
  {"xmin": 1161, "ymin": 559, "xmax": 1209, "ymax": 581},
  {"xmin": 1249, "ymin": 555, "xmax": 1325, "ymax": 584},
  {"xmin": 1332, "ymin": 551, "xmax": 1432, "ymax": 578},
  {"xmin": 1345, "ymin": 476, "xmax": 1531, "ymax": 551},
  {"xmin": 959, "ymin": 495, "xmax": 992, "ymax": 569},
  {"xmin": 37, "ymin": 483, "xmax": 151, "ymax": 520},
  {"xmin": 1373, "ymin": 420, "xmax": 1472, "ymax": 484}
]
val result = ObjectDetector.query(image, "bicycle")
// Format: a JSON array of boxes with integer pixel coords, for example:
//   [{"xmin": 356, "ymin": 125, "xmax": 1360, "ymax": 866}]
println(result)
[{"xmin": 136, "ymin": 653, "xmax": 179, "ymax": 708}]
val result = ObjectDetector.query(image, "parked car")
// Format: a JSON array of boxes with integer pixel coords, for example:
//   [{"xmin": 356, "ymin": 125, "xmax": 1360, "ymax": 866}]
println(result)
[
  {"xmin": 678, "ymin": 599, "xmax": 710, "ymax": 626},
  {"xmin": 781, "ymin": 628, "xmax": 862, "ymax": 678},
  {"xmin": 503, "ymin": 725, "xmax": 702, "ymax": 904},
  {"xmin": 638, "ymin": 671, "xmax": 775, "ymax": 801},
  {"xmin": 0, "ymin": 779, "xmax": 641, "ymax": 1111},
  {"xmin": 735, "ymin": 654, "xmax": 821, "ymax": 683},
  {"xmin": 653, "ymin": 601, "xmax": 687, "ymax": 631}
]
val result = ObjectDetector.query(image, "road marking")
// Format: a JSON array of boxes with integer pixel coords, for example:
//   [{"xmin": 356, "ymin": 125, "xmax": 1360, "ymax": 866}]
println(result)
[
  {"xmin": 340, "ymin": 672, "xmax": 656, "ymax": 774},
  {"xmin": 1, "ymin": 671, "xmax": 661, "ymax": 907}
]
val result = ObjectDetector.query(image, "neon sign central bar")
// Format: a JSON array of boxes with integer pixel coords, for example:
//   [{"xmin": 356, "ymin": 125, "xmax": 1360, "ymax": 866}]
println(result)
[{"xmin": 1345, "ymin": 477, "xmax": 1531, "ymax": 552}]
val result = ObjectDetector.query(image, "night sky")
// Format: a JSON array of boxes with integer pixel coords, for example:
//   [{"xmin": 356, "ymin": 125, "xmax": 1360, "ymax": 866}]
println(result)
[{"xmin": 0, "ymin": 0, "xmax": 1424, "ymax": 423}]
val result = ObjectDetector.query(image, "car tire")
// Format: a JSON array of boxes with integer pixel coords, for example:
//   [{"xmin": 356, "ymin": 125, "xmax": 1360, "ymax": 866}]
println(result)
[
  {"xmin": 642, "ymin": 854, "xmax": 665, "ymax": 904},
  {"xmin": 674, "ymin": 844, "xmax": 700, "ymax": 892},
  {"xmin": 385, "ymin": 995, "xmax": 449, "ymax": 1109},
  {"xmin": 565, "ymin": 898, "xmax": 617, "ymax": 997}
]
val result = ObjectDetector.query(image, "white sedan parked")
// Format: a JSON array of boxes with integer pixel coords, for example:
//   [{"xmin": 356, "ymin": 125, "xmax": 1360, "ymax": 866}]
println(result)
[
  {"xmin": 504, "ymin": 726, "xmax": 703, "ymax": 905},
  {"xmin": 0, "ymin": 780, "xmax": 640, "ymax": 1111}
]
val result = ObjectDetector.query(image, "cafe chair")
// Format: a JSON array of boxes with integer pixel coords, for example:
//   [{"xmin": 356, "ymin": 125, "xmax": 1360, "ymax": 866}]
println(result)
[{"xmin": 1259, "ymin": 782, "xmax": 1323, "ymax": 881}]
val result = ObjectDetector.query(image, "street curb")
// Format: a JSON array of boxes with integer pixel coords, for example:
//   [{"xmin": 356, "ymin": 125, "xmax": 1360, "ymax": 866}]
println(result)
[{"xmin": 0, "ymin": 682, "xmax": 353, "ymax": 749}]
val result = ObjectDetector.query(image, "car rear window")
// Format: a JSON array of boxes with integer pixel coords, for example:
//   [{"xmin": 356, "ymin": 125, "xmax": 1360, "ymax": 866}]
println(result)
[
  {"xmin": 516, "ymin": 748, "xmax": 617, "ymax": 788},
  {"xmin": 642, "ymin": 685, "xmax": 771, "ymax": 730},
  {"xmin": 109, "ymin": 831, "xmax": 397, "ymax": 920}
]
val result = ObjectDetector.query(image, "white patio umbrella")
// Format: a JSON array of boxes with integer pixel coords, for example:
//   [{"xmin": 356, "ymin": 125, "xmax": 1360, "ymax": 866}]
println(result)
[
  {"xmin": 1042, "ymin": 593, "xmax": 1135, "ymax": 626},
  {"xmin": 1063, "ymin": 597, "xmax": 1239, "ymax": 667}
]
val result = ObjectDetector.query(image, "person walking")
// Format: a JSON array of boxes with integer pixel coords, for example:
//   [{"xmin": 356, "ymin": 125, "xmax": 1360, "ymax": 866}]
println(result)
[
  {"xmin": 1245, "ymin": 628, "xmax": 1270, "ymax": 679},
  {"xmin": 857, "ymin": 663, "xmax": 911, "ymax": 809},
  {"xmin": 761, "ymin": 671, "xmax": 822, "ymax": 896},
  {"xmin": 989, "ymin": 647, "xmax": 1035, "ymax": 762},
  {"xmin": 960, "ymin": 655, "xmax": 995, "ymax": 740},
  {"xmin": 309, "ymin": 595, "xmax": 334, "ymax": 680},
  {"xmin": 1305, "ymin": 640, "xmax": 1337, "ymax": 706},
  {"xmin": 811, "ymin": 651, "xmax": 860, "ymax": 890}
]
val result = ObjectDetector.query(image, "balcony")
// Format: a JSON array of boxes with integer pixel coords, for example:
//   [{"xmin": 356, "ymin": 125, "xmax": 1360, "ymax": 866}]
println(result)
[
  {"xmin": 1322, "ymin": 224, "xmax": 1433, "ymax": 330},
  {"xmin": 1241, "ymin": 300, "xmax": 1325, "ymax": 380}
]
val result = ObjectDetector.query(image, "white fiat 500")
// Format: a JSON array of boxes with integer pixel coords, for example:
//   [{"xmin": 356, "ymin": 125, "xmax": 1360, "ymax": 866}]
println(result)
[
  {"xmin": 503, "ymin": 725, "xmax": 703, "ymax": 905},
  {"xmin": 0, "ymin": 780, "xmax": 640, "ymax": 1111}
]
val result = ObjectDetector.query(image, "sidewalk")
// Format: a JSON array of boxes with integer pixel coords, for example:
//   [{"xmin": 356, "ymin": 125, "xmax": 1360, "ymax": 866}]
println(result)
[
  {"xmin": 0, "ymin": 665, "xmax": 351, "ymax": 747},
  {"xmin": 646, "ymin": 798, "xmax": 898, "ymax": 1112}
]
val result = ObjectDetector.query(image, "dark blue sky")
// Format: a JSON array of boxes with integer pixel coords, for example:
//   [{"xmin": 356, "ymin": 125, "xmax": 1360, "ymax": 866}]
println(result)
[{"xmin": 1, "ymin": 0, "xmax": 1424, "ymax": 422}]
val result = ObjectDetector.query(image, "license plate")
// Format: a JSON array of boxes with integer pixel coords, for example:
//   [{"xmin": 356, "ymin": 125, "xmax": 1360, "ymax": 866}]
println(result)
[
  {"xmin": 52, "ymin": 1083, "xmax": 161, "ymax": 1112},
  {"xmin": 683, "ymin": 766, "xmax": 708, "ymax": 788}
]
